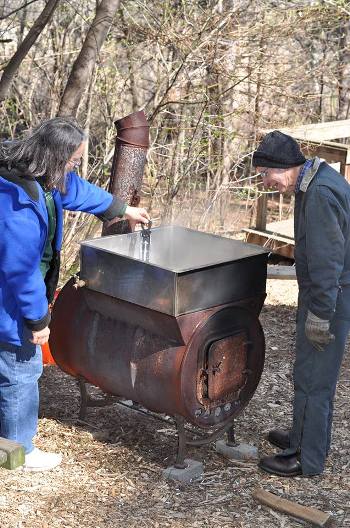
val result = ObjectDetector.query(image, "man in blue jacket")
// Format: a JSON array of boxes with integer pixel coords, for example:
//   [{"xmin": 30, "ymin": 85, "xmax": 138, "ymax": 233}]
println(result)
[
  {"xmin": 253, "ymin": 131, "xmax": 350, "ymax": 477},
  {"xmin": 0, "ymin": 117, "xmax": 150, "ymax": 471}
]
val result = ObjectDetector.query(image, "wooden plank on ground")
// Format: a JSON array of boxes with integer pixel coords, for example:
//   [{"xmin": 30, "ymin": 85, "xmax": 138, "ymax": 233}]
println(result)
[
  {"xmin": 253, "ymin": 487, "xmax": 334, "ymax": 527},
  {"xmin": 267, "ymin": 265, "xmax": 296, "ymax": 280}
]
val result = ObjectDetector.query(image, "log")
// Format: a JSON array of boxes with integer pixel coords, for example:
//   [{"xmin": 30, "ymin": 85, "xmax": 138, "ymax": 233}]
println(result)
[{"xmin": 253, "ymin": 487, "xmax": 334, "ymax": 527}]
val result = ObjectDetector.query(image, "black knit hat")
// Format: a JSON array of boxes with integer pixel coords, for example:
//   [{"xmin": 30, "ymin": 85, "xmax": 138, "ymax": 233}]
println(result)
[{"xmin": 252, "ymin": 130, "xmax": 306, "ymax": 168}]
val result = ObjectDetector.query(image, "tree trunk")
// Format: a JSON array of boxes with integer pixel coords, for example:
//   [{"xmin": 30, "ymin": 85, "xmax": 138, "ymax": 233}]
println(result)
[
  {"xmin": 81, "ymin": 68, "xmax": 96, "ymax": 180},
  {"xmin": 58, "ymin": 0, "xmax": 121, "ymax": 117},
  {"xmin": 0, "ymin": 0, "xmax": 60, "ymax": 102},
  {"xmin": 18, "ymin": 4, "xmax": 28, "ymax": 46}
]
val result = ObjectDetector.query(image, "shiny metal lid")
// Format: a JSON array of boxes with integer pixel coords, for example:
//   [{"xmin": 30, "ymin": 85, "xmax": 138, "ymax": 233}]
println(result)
[{"xmin": 81, "ymin": 225, "xmax": 267, "ymax": 274}]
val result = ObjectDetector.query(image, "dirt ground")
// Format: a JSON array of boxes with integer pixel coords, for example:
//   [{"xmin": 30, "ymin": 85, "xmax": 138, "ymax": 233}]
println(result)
[{"xmin": 1, "ymin": 279, "xmax": 349, "ymax": 528}]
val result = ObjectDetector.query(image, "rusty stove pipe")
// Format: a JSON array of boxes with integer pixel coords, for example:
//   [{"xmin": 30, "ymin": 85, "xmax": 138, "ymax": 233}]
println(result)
[{"xmin": 102, "ymin": 110, "xmax": 150, "ymax": 236}]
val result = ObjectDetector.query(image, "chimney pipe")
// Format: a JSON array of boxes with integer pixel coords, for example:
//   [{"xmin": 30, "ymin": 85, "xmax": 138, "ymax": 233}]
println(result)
[{"xmin": 102, "ymin": 110, "xmax": 150, "ymax": 236}]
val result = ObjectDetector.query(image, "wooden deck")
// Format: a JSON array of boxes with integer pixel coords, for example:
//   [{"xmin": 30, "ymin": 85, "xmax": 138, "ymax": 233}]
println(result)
[{"xmin": 243, "ymin": 218, "xmax": 295, "ymax": 259}]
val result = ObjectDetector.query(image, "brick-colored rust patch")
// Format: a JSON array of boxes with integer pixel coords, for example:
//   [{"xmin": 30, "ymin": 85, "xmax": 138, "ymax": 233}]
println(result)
[{"xmin": 207, "ymin": 333, "xmax": 247, "ymax": 402}]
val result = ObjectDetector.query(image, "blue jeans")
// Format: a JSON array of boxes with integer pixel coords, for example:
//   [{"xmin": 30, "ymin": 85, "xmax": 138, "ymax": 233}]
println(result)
[
  {"xmin": 285, "ymin": 287, "xmax": 350, "ymax": 475},
  {"xmin": 0, "ymin": 331, "xmax": 43, "ymax": 454}
]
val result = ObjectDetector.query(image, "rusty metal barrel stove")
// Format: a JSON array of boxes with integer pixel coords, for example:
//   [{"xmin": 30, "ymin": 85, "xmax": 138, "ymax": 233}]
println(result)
[
  {"xmin": 50, "ymin": 227, "xmax": 267, "ymax": 428},
  {"xmin": 49, "ymin": 110, "xmax": 268, "ymax": 465}
]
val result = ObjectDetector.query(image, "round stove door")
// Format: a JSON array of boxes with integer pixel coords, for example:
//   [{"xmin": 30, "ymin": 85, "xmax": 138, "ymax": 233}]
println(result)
[{"xmin": 180, "ymin": 305, "xmax": 265, "ymax": 427}]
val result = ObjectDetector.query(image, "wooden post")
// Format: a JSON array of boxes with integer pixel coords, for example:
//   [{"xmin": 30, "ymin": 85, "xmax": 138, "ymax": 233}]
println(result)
[
  {"xmin": 255, "ymin": 194, "xmax": 267, "ymax": 230},
  {"xmin": 345, "ymin": 164, "xmax": 350, "ymax": 183},
  {"xmin": 0, "ymin": 437, "xmax": 25, "ymax": 470}
]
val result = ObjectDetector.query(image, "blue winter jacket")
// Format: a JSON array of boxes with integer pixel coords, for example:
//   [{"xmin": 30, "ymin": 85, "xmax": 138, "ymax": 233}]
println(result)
[{"xmin": 0, "ymin": 169, "xmax": 125, "ymax": 346}]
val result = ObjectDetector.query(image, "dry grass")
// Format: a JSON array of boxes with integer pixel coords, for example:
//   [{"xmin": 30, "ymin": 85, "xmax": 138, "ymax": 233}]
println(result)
[{"xmin": 1, "ymin": 280, "xmax": 349, "ymax": 528}]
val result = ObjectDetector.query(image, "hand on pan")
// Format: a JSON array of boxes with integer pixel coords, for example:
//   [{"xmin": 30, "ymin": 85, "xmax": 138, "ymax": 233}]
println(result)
[{"xmin": 124, "ymin": 206, "xmax": 150, "ymax": 231}]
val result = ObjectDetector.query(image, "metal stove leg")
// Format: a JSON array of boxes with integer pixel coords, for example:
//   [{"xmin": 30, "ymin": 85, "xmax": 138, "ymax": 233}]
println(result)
[
  {"xmin": 77, "ymin": 378, "xmax": 118, "ymax": 420},
  {"xmin": 174, "ymin": 415, "xmax": 188, "ymax": 469},
  {"xmin": 227, "ymin": 419, "xmax": 238, "ymax": 447},
  {"xmin": 78, "ymin": 378, "xmax": 88, "ymax": 420}
]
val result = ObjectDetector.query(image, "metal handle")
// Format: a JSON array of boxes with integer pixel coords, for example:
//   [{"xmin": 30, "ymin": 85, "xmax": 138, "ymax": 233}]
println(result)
[
  {"xmin": 73, "ymin": 274, "xmax": 87, "ymax": 290},
  {"xmin": 140, "ymin": 219, "xmax": 152, "ymax": 240}
]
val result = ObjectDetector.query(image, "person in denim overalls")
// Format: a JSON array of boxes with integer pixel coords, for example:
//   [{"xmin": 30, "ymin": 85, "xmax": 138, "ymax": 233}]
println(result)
[{"xmin": 253, "ymin": 131, "xmax": 350, "ymax": 477}]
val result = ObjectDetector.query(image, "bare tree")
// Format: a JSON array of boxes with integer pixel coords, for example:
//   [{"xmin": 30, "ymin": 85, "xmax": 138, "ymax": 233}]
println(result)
[
  {"xmin": 0, "ymin": 0, "xmax": 40, "ymax": 21},
  {"xmin": 58, "ymin": 0, "xmax": 121, "ymax": 117},
  {"xmin": 0, "ymin": 0, "xmax": 60, "ymax": 102},
  {"xmin": 0, "ymin": 0, "xmax": 349, "ymax": 272}
]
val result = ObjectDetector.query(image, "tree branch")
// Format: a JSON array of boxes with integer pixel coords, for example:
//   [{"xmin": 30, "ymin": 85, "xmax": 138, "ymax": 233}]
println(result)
[
  {"xmin": 0, "ymin": 0, "xmax": 60, "ymax": 102},
  {"xmin": 0, "ymin": 0, "xmax": 40, "ymax": 21},
  {"xmin": 58, "ymin": 0, "xmax": 121, "ymax": 117}
]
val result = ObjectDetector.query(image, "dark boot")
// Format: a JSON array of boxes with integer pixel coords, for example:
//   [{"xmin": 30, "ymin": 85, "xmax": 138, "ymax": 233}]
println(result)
[
  {"xmin": 268, "ymin": 429, "xmax": 290, "ymax": 450},
  {"xmin": 258, "ymin": 453, "xmax": 302, "ymax": 477}
]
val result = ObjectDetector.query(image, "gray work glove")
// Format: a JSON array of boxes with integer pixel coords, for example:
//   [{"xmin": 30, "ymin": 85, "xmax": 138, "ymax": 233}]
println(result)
[{"xmin": 305, "ymin": 310, "xmax": 335, "ymax": 352}]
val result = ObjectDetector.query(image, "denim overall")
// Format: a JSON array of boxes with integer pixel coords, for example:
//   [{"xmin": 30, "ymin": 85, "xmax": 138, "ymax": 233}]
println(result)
[{"xmin": 285, "ymin": 159, "xmax": 350, "ymax": 474}]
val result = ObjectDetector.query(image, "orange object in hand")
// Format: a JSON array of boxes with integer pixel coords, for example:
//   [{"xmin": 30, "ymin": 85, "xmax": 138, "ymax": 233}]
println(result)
[
  {"xmin": 41, "ymin": 342, "xmax": 56, "ymax": 365},
  {"xmin": 41, "ymin": 288, "xmax": 60, "ymax": 365}
]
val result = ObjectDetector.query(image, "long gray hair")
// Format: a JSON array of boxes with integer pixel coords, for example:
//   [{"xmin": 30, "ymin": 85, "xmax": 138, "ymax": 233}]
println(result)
[{"xmin": 0, "ymin": 117, "xmax": 86, "ymax": 192}]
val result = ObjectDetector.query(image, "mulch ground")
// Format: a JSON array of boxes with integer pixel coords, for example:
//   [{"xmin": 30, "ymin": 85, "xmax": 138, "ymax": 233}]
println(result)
[{"xmin": 1, "ymin": 280, "xmax": 349, "ymax": 528}]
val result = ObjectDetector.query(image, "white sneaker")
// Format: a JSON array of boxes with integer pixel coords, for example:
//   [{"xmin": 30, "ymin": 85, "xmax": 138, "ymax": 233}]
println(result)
[{"xmin": 21, "ymin": 448, "xmax": 62, "ymax": 472}]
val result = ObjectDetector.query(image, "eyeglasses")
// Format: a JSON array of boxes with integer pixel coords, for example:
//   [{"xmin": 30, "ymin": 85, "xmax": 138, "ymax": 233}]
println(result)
[
  {"xmin": 260, "ymin": 168, "xmax": 287, "ymax": 177},
  {"xmin": 68, "ymin": 158, "xmax": 82, "ymax": 169}
]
